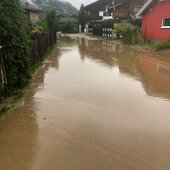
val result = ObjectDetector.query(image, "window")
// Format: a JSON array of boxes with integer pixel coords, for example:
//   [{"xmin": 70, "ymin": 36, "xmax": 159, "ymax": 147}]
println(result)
[
  {"xmin": 103, "ymin": 12, "xmax": 111, "ymax": 16},
  {"xmin": 99, "ymin": 11, "xmax": 104, "ymax": 17},
  {"xmin": 162, "ymin": 17, "xmax": 170, "ymax": 28}
]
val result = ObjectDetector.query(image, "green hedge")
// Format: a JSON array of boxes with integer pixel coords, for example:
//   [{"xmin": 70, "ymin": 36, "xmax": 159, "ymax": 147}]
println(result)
[
  {"xmin": 114, "ymin": 22, "xmax": 143, "ymax": 44},
  {"xmin": 0, "ymin": 0, "xmax": 31, "ymax": 94}
]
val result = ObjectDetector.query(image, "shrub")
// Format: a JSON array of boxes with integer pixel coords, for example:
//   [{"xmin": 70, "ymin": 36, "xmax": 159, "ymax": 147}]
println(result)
[
  {"xmin": 31, "ymin": 18, "xmax": 48, "ymax": 40},
  {"xmin": 114, "ymin": 22, "xmax": 142, "ymax": 44},
  {"xmin": 78, "ymin": 4, "xmax": 87, "ymax": 32},
  {"xmin": 0, "ymin": 0, "xmax": 31, "ymax": 93},
  {"xmin": 134, "ymin": 27, "xmax": 144, "ymax": 45},
  {"xmin": 154, "ymin": 40, "xmax": 170, "ymax": 50},
  {"xmin": 32, "ymin": 18, "xmax": 48, "ymax": 34},
  {"xmin": 60, "ymin": 23, "xmax": 78, "ymax": 33},
  {"xmin": 46, "ymin": 9, "xmax": 58, "ymax": 33}
]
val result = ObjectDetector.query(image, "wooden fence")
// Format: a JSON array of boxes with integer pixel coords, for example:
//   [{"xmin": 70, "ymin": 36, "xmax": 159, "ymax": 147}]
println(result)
[
  {"xmin": 0, "ymin": 33, "xmax": 56, "ymax": 99},
  {"xmin": 30, "ymin": 33, "xmax": 56, "ymax": 64}
]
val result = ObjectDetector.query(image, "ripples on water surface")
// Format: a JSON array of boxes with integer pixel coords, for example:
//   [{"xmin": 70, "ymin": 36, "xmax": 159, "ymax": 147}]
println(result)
[{"xmin": 0, "ymin": 35, "xmax": 170, "ymax": 170}]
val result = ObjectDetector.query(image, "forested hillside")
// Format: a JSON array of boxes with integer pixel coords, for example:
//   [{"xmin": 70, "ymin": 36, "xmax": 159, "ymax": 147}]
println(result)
[{"xmin": 22, "ymin": 0, "xmax": 78, "ymax": 15}]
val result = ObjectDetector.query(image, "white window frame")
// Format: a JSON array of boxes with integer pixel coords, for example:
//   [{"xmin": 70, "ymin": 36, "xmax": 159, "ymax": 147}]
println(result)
[
  {"xmin": 99, "ymin": 11, "xmax": 104, "ymax": 17},
  {"xmin": 161, "ymin": 17, "xmax": 170, "ymax": 28}
]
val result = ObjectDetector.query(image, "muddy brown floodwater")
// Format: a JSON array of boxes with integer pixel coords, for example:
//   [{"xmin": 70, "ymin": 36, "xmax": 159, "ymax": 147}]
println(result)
[{"xmin": 1, "ymin": 35, "xmax": 170, "ymax": 170}]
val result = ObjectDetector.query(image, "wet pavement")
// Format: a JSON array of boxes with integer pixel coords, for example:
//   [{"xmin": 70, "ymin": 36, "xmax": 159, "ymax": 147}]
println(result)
[{"xmin": 1, "ymin": 34, "xmax": 170, "ymax": 170}]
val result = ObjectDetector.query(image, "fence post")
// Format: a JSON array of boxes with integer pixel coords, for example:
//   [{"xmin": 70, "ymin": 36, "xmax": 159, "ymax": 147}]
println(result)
[
  {"xmin": 0, "ymin": 46, "xmax": 8, "ymax": 99},
  {"xmin": 38, "ymin": 36, "xmax": 43, "ymax": 60},
  {"xmin": 0, "ymin": 46, "xmax": 2, "ymax": 100}
]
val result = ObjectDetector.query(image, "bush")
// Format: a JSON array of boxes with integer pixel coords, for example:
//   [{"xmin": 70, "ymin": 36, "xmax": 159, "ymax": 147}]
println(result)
[
  {"xmin": 31, "ymin": 18, "xmax": 48, "ymax": 40},
  {"xmin": 89, "ymin": 19, "xmax": 115, "ymax": 28},
  {"xmin": 114, "ymin": 22, "xmax": 142, "ymax": 44},
  {"xmin": 0, "ymin": 0, "xmax": 31, "ymax": 93},
  {"xmin": 32, "ymin": 18, "xmax": 48, "ymax": 34},
  {"xmin": 78, "ymin": 4, "xmax": 87, "ymax": 32},
  {"xmin": 46, "ymin": 9, "xmax": 58, "ymax": 32},
  {"xmin": 140, "ymin": 39, "xmax": 170, "ymax": 50},
  {"xmin": 60, "ymin": 23, "xmax": 78, "ymax": 33},
  {"xmin": 154, "ymin": 40, "xmax": 170, "ymax": 50}
]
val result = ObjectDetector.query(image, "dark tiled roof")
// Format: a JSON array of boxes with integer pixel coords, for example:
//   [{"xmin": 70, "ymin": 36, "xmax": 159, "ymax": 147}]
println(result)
[
  {"xmin": 25, "ymin": 4, "xmax": 43, "ymax": 12},
  {"xmin": 85, "ymin": 0, "xmax": 144, "ymax": 12},
  {"xmin": 85, "ymin": 0, "xmax": 114, "ymax": 12}
]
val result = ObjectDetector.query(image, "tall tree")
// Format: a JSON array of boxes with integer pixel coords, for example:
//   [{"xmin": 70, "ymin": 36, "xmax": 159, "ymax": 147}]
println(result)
[
  {"xmin": 46, "ymin": 9, "xmax": 58, "ymax": 32},
  {"xmin": 0, "ymin": 0, "xmax": 31, "ymax": 92},
  {"xmin": 78, "ymin": 4, "xmax": 87, "ymax": 32},
  {"xmin": 46, "ymin": 9, "xmax": 58, "ymax": 44}
]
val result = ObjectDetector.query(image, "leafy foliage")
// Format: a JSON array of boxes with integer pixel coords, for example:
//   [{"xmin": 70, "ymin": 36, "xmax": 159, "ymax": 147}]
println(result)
[
  {"xmin": 78, "ymin": 4, "xmax": 87, "ymax": 32},
  {"xmin": 32, "ymin": 18, "xmax": 48, "ymax": 34},
  {"xmin": 30, "ymin": 9, "xmax": 58, "ymax": 37},
  {"xmin": 60, "ymin": 22, "xmax": 78, "ymax": 33},
  {"xmin": 46, "ymin": 9, "xmax": 58, "ymax": 32},
  {"xmin": 154, "ymin": 40, "xmax": 170, "ymax": 50},
  {"xmin": 0, "ymin": 0, "xmax": 31, "ymax": 93},
  {"xmin": 115, "ymin": 22, "xmax": 170, "ymax": 50},
  {"xmin": 115, "ymin": 22, "xmax": 137, "ymax": 44}
]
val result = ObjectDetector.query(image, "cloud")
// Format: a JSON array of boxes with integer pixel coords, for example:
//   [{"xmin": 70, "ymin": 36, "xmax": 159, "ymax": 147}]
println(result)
[{"xmin": 65, "ymin": 0, "xmax": 95, "ymax": 8}]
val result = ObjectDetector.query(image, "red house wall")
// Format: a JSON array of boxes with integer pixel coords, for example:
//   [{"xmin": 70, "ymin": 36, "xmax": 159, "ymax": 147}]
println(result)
[{"xmin": 141, "ymin": 0, "xmax": 170, "ymax": 40}]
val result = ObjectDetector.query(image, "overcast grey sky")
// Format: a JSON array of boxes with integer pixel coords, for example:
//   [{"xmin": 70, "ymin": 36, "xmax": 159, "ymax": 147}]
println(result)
[{"xmin": 64, "ymin": 0, "xmax": 96, "ymax": 9}]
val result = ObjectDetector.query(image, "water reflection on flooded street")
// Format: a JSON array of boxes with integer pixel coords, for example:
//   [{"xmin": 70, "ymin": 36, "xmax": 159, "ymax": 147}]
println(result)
[{"xmin": 1, "ymin": 35, "xmax": 170, "ymax": 170}]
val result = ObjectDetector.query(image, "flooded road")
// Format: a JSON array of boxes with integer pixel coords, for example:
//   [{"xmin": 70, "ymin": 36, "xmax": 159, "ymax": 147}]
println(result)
[{"xmin": 1, "ymin": 35, "xmax": 170, "ymax": 170}]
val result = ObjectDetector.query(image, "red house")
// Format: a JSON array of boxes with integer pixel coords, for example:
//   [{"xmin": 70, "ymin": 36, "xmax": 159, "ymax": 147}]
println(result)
[{"xmin": 136, "ymin": 0, "xmax": 170, "ymax": 40}]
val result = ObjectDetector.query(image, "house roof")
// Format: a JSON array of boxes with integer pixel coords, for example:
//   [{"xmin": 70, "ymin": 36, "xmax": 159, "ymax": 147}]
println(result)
[
  {"xmin": 85, "ymin": 0, "xmax": 137, "ymax": 12},
  {"xmin": 85, "ymin": 0, "xmax": 114, "ymax": 12},
  {"xmin": 25, "ymin": 3, "xmax": 43, "ymax": 13},
  {"xmin": 136, "ymin": 0, "xmax": 155, "ymax": 18}
]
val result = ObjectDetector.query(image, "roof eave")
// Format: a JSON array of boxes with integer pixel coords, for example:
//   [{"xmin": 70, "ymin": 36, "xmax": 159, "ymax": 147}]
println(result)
[
  {"xmin": 136, "ymin": 0, "xmax": 155, "ymax": 18},
  {"xmin": 25, "ymin": 6, "xmax": 43, "ymax": 13},
  {"xmin": 85, "ymin": 0, "xmax": 98, "ymax": 9}
]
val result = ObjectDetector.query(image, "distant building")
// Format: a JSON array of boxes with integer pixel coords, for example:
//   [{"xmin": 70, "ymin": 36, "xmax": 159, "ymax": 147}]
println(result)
[
  {"xmin": 85, "ymin": 0, "xmax": 146, "ymax": 21},
  {"xmin": 108, "ymin": 0, "xmax": 146, "ymax": 19},
  {"xmin": 25, "ymin": 3, "xmax": 43, "ymax": 24},
  {"xmin": 85, "ymin": 0, "xmax": 114, "ymax": 21},
  {"xmin": 136, "ymin": 0, "xmax": 170, "ymax": 40}
]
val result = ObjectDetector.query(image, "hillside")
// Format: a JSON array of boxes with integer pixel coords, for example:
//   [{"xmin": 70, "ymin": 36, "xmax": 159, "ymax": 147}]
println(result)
[{"xmin": 22, "ymin": 0, "xmax": 78, "ymax": 15}]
